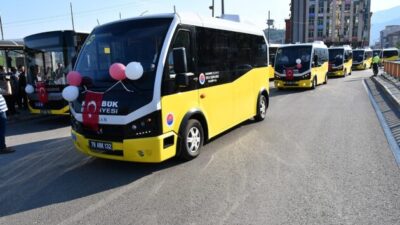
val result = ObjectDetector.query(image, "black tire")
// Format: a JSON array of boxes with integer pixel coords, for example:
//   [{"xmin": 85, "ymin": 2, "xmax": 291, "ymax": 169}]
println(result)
[
  {"xmin": 311, "ymin": 76, "xmax": 317, "ymax": 89},
  {"xmin": 323, "ymin": 74, "xmax": 328, "ymax": 84},
  {"xmin": 343, "ymin": 69, "xmax": 347, "ymax": 77},
  {"xmin": 254, "ymin": 94, "xmax": 267, "ymax": 121},
  {"xmin": 178, "ymin": 119, "xmax": 204, "ymax": 160},
  {"xmin": 349, "ymin": 69, "xmax": 352, "ymax": 75}
]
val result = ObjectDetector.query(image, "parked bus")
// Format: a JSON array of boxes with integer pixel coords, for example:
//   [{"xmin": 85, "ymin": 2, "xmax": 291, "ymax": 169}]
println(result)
[
  {"xmin": 269, "ymin": 44, "xmax": 282, "ymax": 80},
  {"xmin": 69, "ymin": 13, "xmax": 272, "ymax": 162},
  {"xmin": 328, "ymin": 45, "xmax": 352, "ymax": 77},
  {"xmin": 24, "ymin": 30, "xmax": 88, "ymax": 115},
  {"xmin": 352, "ymin": 48, "xmax": 373, "ymax": 70},
  {"xmin": 373, "ymin": 49, "xmax": 382, "ymax": 58},
  {"xmin": 382, "ymin": 48, "xmax": 399, "ymax": 62},
  {"xmin": 0, "ymin": 40, "xmax": 25, "ymax": 71},
  {"xmin": 274, "ymin": 41, "xmax": 329, "ymax": 89}
]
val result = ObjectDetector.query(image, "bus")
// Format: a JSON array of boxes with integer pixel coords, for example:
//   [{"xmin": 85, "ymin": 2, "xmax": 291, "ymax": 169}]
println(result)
[
  {"xmin": 274, "ymin": 42, "xmax": 329, "ymax": 89},
  {"xmin": 352, "ymin": 48, "xmax": 373, "ymax": 70},
  {"xmin": 328, "ymin": 45, "xmax": 352, "ymax": 77},
  {"xmin": 24, "ymin": 30, "xmax": 88, "ymax": 115},
  {"xmin": 382, "ymin": 48, "xmax": 399, "ymax": 62},
  {"xmin": 69, "ymin": 13, "xmax": 272, "ymax": 162},
  {"xmin": 269, "ymin": 44, "xmax": 281, "ymax": 80},
  {"xmin": 0, "ymin": 40, "xmax": 25, "ymax": 71},
  {"xmin": 373, "ymin": 49, "xmax": 382, "ymax": 58}
]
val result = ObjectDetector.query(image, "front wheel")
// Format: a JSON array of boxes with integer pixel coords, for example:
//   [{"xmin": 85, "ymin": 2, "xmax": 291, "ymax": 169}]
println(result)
[
  {"xmin": 254, "ymin": 94, "xmax": 267, "ymax": 121},
  {"xmin": 178, "ymin": 119, "xmax": 204, "ymax": 160},
  {"xmin": 323, "ymin": 74, "xmax": 328, "ymax": 84},
  {"xmin": 311, "ymin": 76, "xmax": 317, "ymax": 89}
]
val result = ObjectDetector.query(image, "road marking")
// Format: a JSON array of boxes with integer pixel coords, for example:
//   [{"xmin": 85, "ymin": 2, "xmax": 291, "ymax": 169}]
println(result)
[{"xmin": 363, "ymin": 80, "xmax": 400, "ymax": 168}]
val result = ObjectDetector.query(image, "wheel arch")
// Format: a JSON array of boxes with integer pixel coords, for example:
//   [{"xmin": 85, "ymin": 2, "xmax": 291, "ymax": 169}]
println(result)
[{"xmin": 179, "ymin": 109, "xmax": 209, "ymax": 142}]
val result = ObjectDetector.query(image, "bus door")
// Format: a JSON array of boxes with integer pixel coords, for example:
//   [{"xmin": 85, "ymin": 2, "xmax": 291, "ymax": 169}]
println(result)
[{"xmin": 161, "ymin": 28, "xmax": 199, "ymax": 135}]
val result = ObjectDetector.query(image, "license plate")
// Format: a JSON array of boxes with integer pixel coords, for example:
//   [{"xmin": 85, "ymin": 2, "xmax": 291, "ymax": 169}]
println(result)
[
  {"xmin": 40, "ymin": 109, "xmax": 51, "ymax": 114},
  {"xmin": 89, "ymin": 140, "xmax": 113, "ymax": 152}
]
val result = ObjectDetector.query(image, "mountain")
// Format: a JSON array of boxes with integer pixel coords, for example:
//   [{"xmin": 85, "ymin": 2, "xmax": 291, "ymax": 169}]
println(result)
[{"xmin": 370, "ymin": 5, "xmax": 400, "ymax": 45}]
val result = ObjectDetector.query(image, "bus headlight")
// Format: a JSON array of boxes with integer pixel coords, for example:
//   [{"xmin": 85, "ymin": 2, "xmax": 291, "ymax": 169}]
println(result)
[
  {"xmin": 301, "ymin": 73, "xmax": 311, "ymax": 79},
  {"xmin": 126, "ymin": 110, "xmax": 162, "ymax": 138}
]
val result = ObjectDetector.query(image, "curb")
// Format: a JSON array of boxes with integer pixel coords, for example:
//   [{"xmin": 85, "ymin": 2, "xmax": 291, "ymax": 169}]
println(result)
[{"xmin": 371, "ymin": 76, "xmax": 400, "ymax": 110}]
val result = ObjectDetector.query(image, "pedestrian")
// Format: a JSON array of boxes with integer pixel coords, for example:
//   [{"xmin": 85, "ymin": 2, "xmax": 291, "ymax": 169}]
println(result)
[
  {"xmin": 372, "ymin": 53, "xmax": 380, "ymax": 76},
  {"xmin": 17, "ymin": 65, "xmax": 28, "ymax": 109},
  {"xmin": 0, "ymin": 93, "xmax": 14, "ymax": 153}
]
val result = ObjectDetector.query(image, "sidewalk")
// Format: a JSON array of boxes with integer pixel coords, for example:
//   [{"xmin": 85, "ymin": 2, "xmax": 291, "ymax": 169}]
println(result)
[{"xmin": 371, "ymin": 72, "xmax": 400, "ymax": 110}]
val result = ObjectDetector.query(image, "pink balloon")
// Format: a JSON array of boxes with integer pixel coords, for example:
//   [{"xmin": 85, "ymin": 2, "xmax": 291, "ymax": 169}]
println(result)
[
  {"xmin": 67, "ymin": 71, "xmax": 82, "ymax": 86},
  {"xmin": 109, "ymin": 63, "xmax": 126, "ymax": 81},
  {"xmin": 296, "ymin": 64, "xmax": 302, "ymax": 69}
]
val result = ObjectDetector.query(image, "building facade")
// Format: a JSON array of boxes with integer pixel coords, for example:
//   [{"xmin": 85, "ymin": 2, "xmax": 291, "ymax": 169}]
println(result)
[
  {"xmin": 380, "ymin": 25, "xmax": 400, "ymax": 48},
  {"xmin": 286, "ymin": 0, "xmax": 372, "ymax": 47}
]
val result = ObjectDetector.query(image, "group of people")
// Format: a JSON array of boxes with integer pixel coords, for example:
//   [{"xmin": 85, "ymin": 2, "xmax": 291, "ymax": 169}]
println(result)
[
  {"xmin": 0, "ymin": 65, "xmax": 28, "ymax": 115},
  {"xmin": 0, "ymin": 64, "xmax": 29, "ymax": 154}
]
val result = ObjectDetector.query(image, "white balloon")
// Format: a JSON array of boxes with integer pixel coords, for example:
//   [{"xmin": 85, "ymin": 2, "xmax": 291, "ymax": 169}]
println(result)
[
  {"xmin": 25, "ymin": 84, "xmax": 34, "ymax": 94},
  {"xmin": 296, "ymin": 59, "xmax": 302, "ymax": 64},
  {"xmin": 125, "ymin": 62, "xmax": 144, "ymax": 80},
  {"xmin": 62, "ymin": 86, "xmax": 79, "ymax": 102}
]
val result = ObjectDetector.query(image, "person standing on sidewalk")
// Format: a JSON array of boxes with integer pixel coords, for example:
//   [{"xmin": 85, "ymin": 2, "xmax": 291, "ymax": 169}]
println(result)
[{"xmin": 0, "ymin": 94, "xmax": 14, "ymax": 154}]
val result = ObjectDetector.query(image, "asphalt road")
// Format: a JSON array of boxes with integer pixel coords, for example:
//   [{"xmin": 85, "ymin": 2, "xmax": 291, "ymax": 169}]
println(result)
[{"xmin": 1, "ymin": 70, "xmax": 399, "ymax": 225}]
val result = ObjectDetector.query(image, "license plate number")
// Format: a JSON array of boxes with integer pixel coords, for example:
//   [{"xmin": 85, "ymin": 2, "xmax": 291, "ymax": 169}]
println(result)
[{"xmin": 89, "ymin": 140, "xmax": 113, "ymax": 152}]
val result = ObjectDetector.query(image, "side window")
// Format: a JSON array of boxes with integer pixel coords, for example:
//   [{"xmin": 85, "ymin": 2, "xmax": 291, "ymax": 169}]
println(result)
[
  {"xmin": 162, "ymin": 29, "xmax": 193, "ymax": 96},
  {"xmin": 167, "ymin": 30, "xmax": 192, "ymax": 76}
]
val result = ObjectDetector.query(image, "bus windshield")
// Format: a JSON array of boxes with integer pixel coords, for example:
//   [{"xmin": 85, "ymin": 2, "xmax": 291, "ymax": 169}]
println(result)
[
  {"xmin": 353, "ymin": 50, "xmax": 364, "ymax": 63},
  {"xmin": 24, "ymin": 32, "xmax": 79, "ymax": 86},
  {"xmin": 383, "ymin": 50, "xmax": 399, "ymax": 58},
  {"xmin": 329, "ymin": 49, "xmax": 344, "ymax": 66},
  {"xmin": 75, "ymin": 18, "xmax": 172, "ymax": 92},
  {"xmin": 275, "ymin": 46, "xmax": 312, "ymax": 73}
]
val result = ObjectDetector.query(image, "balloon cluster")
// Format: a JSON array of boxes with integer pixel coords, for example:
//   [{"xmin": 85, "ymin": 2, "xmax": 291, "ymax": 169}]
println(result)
[
  {"xmin": 57, "ymin": 62, "xmax": 143, "ymax": 102},
  {"xmin": 296, "ymin": 59, "xmax": 302, "ymax": 69}
]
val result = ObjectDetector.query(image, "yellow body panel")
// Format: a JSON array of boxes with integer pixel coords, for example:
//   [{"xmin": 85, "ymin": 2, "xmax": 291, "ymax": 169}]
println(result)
[
  {"xmin": 383, "ymin": 55, "xmax": 399, "ymax": 62},
  {"xmin": 328, "ymin": 60, "xmax": 352, "ymax": 77},
  {"xmin": 275, "ymin": 79, "xmax": 313, "ymax": 89},
  {"xmin": 28, "ymin": 104, "xmax": 69, "ymax": 115},
  {"xmin": 73, "ymin": 67, "xmax": 270, "ymax": 163},
  {"xmin": 72, "ymin": 130, "xmax": 178, "ymax": 163}
]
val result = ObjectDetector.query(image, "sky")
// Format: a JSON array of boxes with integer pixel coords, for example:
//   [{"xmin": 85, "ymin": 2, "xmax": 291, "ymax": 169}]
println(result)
[{"xmin": 0, "ymin": 0, "xmax": 399, "ymax": 40}]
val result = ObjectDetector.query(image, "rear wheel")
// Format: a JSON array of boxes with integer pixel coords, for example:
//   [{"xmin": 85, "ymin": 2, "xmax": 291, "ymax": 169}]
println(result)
[
  {"xmin": 178, "ymin": 119, "xmax": 204, "ymax": 160},
  {"xmin": 255, "ymin": 94, "xmax": 267, "ymax": 121}
]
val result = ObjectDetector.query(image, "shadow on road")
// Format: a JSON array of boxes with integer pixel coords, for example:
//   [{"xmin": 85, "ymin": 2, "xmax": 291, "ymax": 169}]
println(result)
[
  {"xmin": 269, "ymin": 87, "xmax": 309, "ymax": 98},
  {"xmin": 0, "ymin": 137, "xmax": 180, "ymax": 217},
  {"xmin": 6, "ymin": 116, "xmax": 70, "ymax": 136}
]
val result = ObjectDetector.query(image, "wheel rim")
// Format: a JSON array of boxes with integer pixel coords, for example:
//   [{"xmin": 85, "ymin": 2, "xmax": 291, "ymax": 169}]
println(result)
[
  {"xmin": 259, "ymin": 96, "xmax": 266, "ymax": 118},
  {"xmin": 186, "ymin": 127, "xmax": 201, "ymax": 154}
]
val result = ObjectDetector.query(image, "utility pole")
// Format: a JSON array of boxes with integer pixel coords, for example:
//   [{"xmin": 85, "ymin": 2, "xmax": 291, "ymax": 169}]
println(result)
[
  {"xmin": 221, "ymin": 0, "xmax": 225, "ymax": 15},
  {"xmin": 267, "ymin": 11, "xmax": 274, "ymax": 43},
  {"xmin": 0, "ymin": 15, "xmax": 4, "ymax": 40},
  {"xmin": 119, "ymin": 12, "xmax": 122, "ymax": 20},
  {"xmin": 70, "ymin": 2, "xmax": 75, "ymax": 31},
  {"xmin": 209, "ymin": 0, "xmax": 215, "ymax": 17}
]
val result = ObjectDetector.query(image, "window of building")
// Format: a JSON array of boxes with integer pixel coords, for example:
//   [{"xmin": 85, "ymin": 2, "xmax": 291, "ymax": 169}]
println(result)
[
  {"xmin": 309, "ymin": 5, "xmax": 315, "ymax": 14},
  {"xmin": 345, "ymin": 4, "xmax": 351, "ymax": 11},
  {"xmin": 317, "ymin": 30, "xmax": 323, "ymax": 37}
]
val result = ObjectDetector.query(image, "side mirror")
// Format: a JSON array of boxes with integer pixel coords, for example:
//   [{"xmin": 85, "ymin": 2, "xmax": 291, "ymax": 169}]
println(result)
[{"xmin": 173, "ymin": 47, "xmax": 188, "ymax": 74}]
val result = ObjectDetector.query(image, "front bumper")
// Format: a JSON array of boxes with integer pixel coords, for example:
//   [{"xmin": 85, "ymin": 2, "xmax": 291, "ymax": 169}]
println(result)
[
  {"xmin": 274, "ymin": 79, "xmax": 312, "ymax": 89},
  {"xmin": 352, "ymin": 64, "xmax": 365, "ymax": 70},
  {"xmin": 327, "ymin": 70, "xmax": 345, "ymax": 77},
  {"xmin": 28, "ymin": 104, "xmax": 69, "ymax": 115},
  {"xmin": 71, "ymin": 130, "xmax": 178, "ymax": 163}
]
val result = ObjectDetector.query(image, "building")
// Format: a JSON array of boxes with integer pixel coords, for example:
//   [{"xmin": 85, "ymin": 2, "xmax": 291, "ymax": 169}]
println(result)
[
  {"xmin": 286, "ymin": 0, "xmax": 372, "ymax": 47},
  {"xmin": 380, "ymin": 25, "xmax": 400, "ymax": 48}
]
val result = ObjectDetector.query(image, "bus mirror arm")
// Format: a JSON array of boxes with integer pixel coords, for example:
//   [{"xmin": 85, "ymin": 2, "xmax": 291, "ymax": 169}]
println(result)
[{"xmin": 176, "ymin": 73, "xmax": 190, "ymax": 87}]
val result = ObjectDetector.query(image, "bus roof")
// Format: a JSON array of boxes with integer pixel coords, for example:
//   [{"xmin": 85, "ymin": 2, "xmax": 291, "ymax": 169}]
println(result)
[
  {"xmin": 383, "ymin": 47, "xmax": 399, "ymax": 51},
  {"xmin": 279, "ymin": 42, "xmax": 328, "ymax": 49},
  {"xmin": 97, "ymin": 12, "xmax": 265, "ymax": 37},
  {"xmin": 24, "ymin": 30, "xmax": 89, "ymax": 40},
  {"xmin": 353, "ymin": 47, "xmax": 372, "ymax": 52},
  {"xmin": 0, "ymin": 39, "xmax": 24, "ymax": 50}
]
